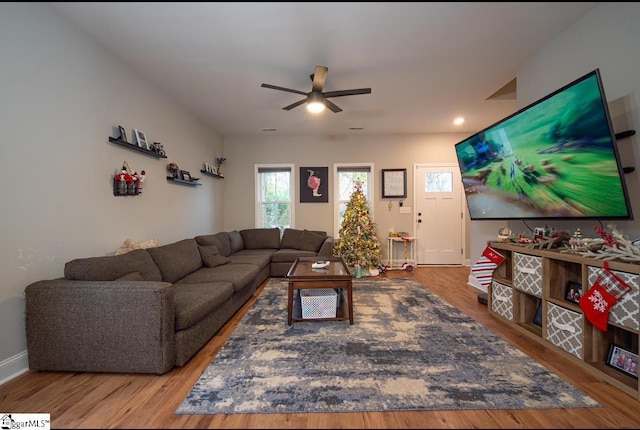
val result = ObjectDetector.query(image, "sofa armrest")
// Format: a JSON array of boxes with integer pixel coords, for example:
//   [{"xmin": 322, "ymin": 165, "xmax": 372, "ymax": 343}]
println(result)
[
  {"xmin": 317, "ymin": 236, "xmax": 335, "ymax": 257},
  {"xmin": 25, "ymin": 279, "xmax": 176, "ymax": 374}
]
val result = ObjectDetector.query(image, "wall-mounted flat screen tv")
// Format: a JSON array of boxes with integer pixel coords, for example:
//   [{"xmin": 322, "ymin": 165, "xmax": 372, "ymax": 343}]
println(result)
[{"xmin": 454, "ymin": 69, "xmax": 633, "ymax": 221}]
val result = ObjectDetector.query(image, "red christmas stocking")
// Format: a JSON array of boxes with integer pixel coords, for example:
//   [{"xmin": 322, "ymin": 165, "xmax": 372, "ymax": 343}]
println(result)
[{"xmin": 579, "ymin": 262, "xmax": 632, "ymax": 332}]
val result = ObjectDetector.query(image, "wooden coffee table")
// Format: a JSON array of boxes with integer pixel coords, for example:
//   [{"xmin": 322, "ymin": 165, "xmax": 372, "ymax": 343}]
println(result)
[{"xmin": 285, "ymin": 256, "xmax": 353, "ymax": 325}]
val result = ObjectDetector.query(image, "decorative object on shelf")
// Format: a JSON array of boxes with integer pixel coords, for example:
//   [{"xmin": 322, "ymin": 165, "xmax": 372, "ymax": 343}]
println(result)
[
  {"xmin": 117, "ymin": 125, "xmax": 127, "ymax": 143},
  {"xmin": 167, "ymin": 162, "xmax": 180, "ymax": 178},
  {"xmin": 565, "ymin": 280, "xmax": 583, "ymax": 304},
  {"xmin": 579, "ymin": 261, "xmax": 632, "ymax": 332},
  {"xmin": 134, "ymin": 129, "xmax": 149, "ymax": 150},
  {"xmin": 497, "ymin": 226, "xmax": 512, "ymax": 242},
  {"xmin": 606, "ymin": 344, "xmax": 638, "ymax": 379},
  {"xmin": 149, "ymin": 142, "xmax": 166, "ymax": 156},
  {"xmin": 181, "ymin": 170, "xmax": 192, "ymax": 181},
  {"xmin": 566, "ymin": 224, "xmax": 640, "ymax": 262},
  {"xmin": 215, "ymin": 157, "xmax": 226, "ymax": 176},
  {"xmin": 113, "ymin": 160, "xmax": 145, "ymax": 196},
  {"xmin": 204, "ymin": 162, "xmax": 214, "ymax": 173}
]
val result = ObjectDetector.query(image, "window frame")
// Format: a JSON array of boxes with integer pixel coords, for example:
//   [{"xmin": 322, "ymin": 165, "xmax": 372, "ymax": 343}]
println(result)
[{"xmin": 255, "ymin": 164, "xmax": 295, "ymax": 230}]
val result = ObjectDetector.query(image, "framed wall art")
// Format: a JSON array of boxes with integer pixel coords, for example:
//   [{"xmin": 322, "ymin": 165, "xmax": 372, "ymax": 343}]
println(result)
[
  {"xmin": 135, "ymin": 129, "xmax": 149, "ymax": 150},
  {"xmin": 382, "ymin": 168, "xmax": 407, "ymax": 198},
  {"xmin": 118, "ymin": 125, "xmax": 127, "ymax": 143},
  {"xmin": 300, "ymin": 167, "xmax": 328, "ymax": 203}
]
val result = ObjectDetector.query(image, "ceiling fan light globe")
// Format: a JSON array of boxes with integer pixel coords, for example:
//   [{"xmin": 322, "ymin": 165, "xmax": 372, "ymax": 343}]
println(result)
[{"xmin": 306, "ymin": 101, "xmax": 325, "ymax": 113}]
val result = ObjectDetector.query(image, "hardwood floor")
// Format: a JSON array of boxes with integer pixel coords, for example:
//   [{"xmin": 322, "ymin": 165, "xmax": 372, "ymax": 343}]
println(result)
[{"xmin": 1, "ymin": 267, "xmax": 640, "ymax": 429}]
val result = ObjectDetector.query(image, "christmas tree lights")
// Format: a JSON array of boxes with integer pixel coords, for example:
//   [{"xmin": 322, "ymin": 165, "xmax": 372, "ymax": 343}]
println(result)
[{"xmin": 333, "ymin": 182, "xmax": 381, "ymax": 277}]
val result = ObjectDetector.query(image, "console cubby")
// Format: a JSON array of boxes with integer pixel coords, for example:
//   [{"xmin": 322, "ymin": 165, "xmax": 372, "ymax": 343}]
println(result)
[{"xmin": 487, "ymin": 242, "xmax": 640, "ymax": 400}]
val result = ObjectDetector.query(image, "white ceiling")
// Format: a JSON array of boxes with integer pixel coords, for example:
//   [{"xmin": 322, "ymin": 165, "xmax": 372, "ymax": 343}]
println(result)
[{"xmin": 50, "ymin": 2, "xmax": 598, "ymax": 137}]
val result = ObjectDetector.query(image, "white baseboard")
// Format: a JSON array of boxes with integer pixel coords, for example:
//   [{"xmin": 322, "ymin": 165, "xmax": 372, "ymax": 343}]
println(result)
[{"xmin": 0, "ymin": 350, "xmax": 29, "ymax": 386}]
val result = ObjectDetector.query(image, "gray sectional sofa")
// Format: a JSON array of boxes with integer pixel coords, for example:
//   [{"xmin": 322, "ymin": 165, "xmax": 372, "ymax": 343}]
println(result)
[{"xmin": 25, "ymin": 228, "xmax": 333, "ymax": 374}]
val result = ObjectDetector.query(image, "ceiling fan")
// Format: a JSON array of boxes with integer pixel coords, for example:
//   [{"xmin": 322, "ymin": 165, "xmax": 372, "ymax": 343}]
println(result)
[{"xmin": 261, "ymin": 65, "xmax": 371, "ymax": 113}]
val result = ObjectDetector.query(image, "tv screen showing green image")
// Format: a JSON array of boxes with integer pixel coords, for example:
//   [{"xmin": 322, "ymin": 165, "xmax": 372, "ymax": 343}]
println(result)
[{"xmin": 454, "ymin": 69, "xmax": 633, "ymax": 221}]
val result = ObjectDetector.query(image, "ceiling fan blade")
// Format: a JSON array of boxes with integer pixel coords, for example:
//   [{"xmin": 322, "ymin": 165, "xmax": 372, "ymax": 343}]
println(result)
[
  {"xmin": 323, "ymin": 88, "xmax": 372, "ymax": 98},
  {"xmin": 311, "ymin": 66, "xmax": 328, "ymax": 93},
  {"xmin": 261, "ymin": 83, "xmax": 308, "ymax": 96},
  {"xmin": 325, "ymin": 99, "xmax": 343, "ymax": 113},
  {"xmin": 282, "ymin": 99, "xmax": 307, "ymax": 111}
]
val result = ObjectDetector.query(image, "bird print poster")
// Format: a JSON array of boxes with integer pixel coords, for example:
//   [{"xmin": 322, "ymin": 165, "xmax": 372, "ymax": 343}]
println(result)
[{"xmin": 300, "ymin": 167, "xmax": 328, "ymax": 203}]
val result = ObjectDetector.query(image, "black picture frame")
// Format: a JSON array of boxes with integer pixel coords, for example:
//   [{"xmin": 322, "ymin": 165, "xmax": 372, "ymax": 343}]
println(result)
[
  {"xmin": 606, "ymin": 344, "xmax": 638, "ymax": 379},
  {"xmin": 181, "ymin": 170, "xmax": 191, "ymax": 181},
  {"xmin": 532, "ymin": 300, "xmax": 543, "ymax": 327},
  {"xmin": 382, "ymin": 169, "xmax": 407, "ymax": 198},
  {"xmin": 300, "ymin": 167, "xmax": 328, "ymax": 203},
  {"xmin": 565, "ymin": 280, "xmax": 583, "ymax": 304},
  {"xmin": 118, "ymin": 125, "xmax": 127, "ymax": 143}
]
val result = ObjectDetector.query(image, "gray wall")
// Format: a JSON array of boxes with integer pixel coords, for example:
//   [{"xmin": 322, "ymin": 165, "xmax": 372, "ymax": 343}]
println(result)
[
  {"xmin": 222, "ymin": 133, "xmax": 467, "ymax": 237},
  {"xmin": 0, "ymin": 3, "xmax": 224, "ymax": 382}
]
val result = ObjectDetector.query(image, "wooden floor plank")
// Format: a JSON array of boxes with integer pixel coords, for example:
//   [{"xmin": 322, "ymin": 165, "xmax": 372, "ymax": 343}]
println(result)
[{"xmin": 1, "ymin": 266, "xmax": 639, "ymax": 428}]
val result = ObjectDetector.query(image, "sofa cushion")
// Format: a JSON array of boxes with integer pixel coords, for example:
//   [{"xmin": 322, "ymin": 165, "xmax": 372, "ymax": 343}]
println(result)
[
  {"xmin": 147, "ymin": 239, "xmax": 202, "ymax": 284},
  {"xmin": 64, "ymin": 249, "xmax": 162, "ymax": 282},
  {"xmin": 198, "ymin": 245, "xmax": 232, "ymax": 268},
  {"xmin": 271, "ymin": 249, "xmax": 318, "ymax": 263},
  {"xmin": 228, "ymin": 230, "xmax": 245, "ymax": 254},
  {"xmin": 240, "ymin": 228, "xmax": 281, "ymax": 249},
  {"xmin": 227, "ymin": 249, "xmax": 274, "ymax": 269},
  {"xmin": 280, "ymin": 228, "xmax": 304, "ymax": 249},
  {"xmin": 194, "ymin": 232, "xmax": 231, "ymax": 257},
  {"xmin": 173, "ymin": 282, "xmax": 234, "ymax": 331},
  {"xmin": 177, "ymin": 263, "xmax": 259, "ymax": 292},
  {"xmin": 115, "ymin": 271, "xmax": 144, "ymax": 281},
  {"xmin": 299, "ymin": 230, "xmax": 327, "ymax": 252}
]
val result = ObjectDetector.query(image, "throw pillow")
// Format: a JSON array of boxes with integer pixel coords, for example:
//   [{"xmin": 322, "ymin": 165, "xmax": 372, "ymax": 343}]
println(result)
[
  {"xmin": 228, "ymin": 230, "xmax": 245, "ymax": 254},
  {"xmin": 199, "ymin": 245, "xmax": 232, "ymax": 268},
  {"xmin": 299, "ymin": 230, "xmax": 327, "ymax": 252},
  {"xmin": 115, "ymin": 238, "xmax": 158, "ymax": 255},
  {"xmin": 115, "ymin": 271, "xmax": 144, "ymax": 281},
  {"xmin": 147, "ymin": 239, "xmax": 202, "ymax": 284},
  {"xmin": 280, "ymin": 228, "xmax": 304, "ymax": 249}
]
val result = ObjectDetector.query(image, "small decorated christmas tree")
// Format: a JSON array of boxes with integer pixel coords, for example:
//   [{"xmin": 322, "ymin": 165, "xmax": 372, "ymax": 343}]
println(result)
[{"xmin": 333, "ymin": 181, "xmax": 382, "ymax": 277}]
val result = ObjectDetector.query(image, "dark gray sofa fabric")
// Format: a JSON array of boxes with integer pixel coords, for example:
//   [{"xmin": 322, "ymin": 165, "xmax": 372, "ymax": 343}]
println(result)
[
  {"xmin": 25, "ymin": 228, "xmax": 334, "ymax": 374},
  {"xmin": 64, "ymin": 249, "xmax": 162, "ymax": 282},
  {"xmin": 25, "ymin": 279, "xmax": 175, "ymax": 374}
]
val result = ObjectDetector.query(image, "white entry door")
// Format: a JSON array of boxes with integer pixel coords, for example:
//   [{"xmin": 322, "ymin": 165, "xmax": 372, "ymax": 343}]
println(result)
[{"xmin": 415, "ymin": 164, "xmax": 463, "ymax": 265}]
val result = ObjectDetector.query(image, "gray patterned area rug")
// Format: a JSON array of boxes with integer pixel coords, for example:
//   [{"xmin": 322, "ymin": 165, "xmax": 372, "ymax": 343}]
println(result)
[{"xmin": 176, "ymin": 278, "xmax": 599, "ymax": 414}]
